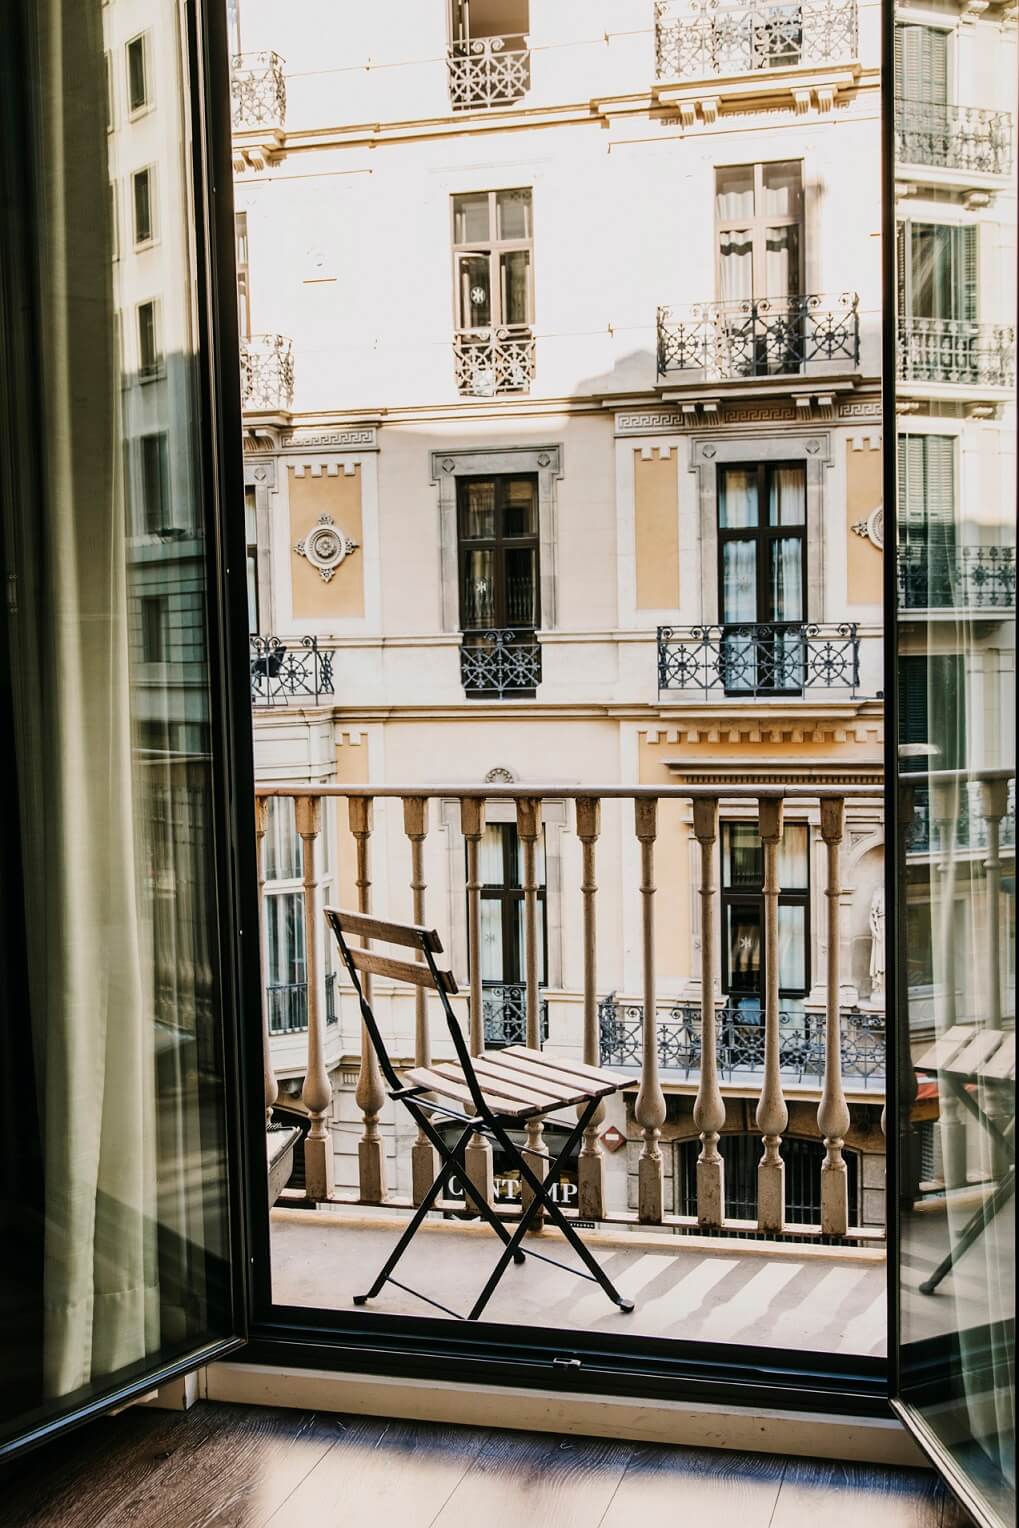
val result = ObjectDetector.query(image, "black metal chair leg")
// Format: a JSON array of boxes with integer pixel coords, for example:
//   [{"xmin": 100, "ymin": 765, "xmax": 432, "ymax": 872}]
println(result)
[
  {"xmin": 353, "ymin": 1124, "xmax": 474, "ymax": 1304},
  {"xmin": 919, "ymin": 1170, "xmax": 1015, "ymax": 1296},
  {"xmin": 405, "ymin": 1100, "xmax": 525, "ymax": 1264}
]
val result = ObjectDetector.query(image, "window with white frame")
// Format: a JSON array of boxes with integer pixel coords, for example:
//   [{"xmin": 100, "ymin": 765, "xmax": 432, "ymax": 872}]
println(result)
[{"xmin": 126, "ymin": 33, "xmax": 150, "ymax": 114}]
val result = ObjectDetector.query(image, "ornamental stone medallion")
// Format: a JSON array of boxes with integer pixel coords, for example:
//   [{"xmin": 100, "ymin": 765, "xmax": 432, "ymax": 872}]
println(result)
[{"xmin": 294, "ymin": 513, "xmax": 359, "ymax": 583}]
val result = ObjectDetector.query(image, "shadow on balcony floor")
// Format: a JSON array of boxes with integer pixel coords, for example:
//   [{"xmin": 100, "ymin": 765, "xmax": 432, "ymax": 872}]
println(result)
[{"xmin": 270, "ymin": 1208, "xmax": 887, "ymax": 1357}]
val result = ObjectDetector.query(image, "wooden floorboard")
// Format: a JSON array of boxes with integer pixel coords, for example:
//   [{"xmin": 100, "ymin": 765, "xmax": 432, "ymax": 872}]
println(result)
[{"xmin": 0, "ymin": 1401, "xmax": 973, "ymax": 1528}]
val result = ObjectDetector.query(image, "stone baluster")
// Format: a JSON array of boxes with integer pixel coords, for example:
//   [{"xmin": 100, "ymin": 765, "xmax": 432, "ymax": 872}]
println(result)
[
  {"xmin": 756, "ymin": 796, "xmax": 787, "ymax": 1234},
  {"xmin": 978, "ymin": 777, "xmax": 1008, "ymax": 1028},
  {"xmin": 349, "ymin": 795, "xmax": 387, "ymax": 1203},
  {"xmin": 254, "ymin": 795, "xmax": 278, "ymax": 1126},
  {"xmin": 634, "ymin": 797, "xmax": 666, "ymax": 1224},
  {"xmin": 404, "ymin": 796, "xmax": 437, "ymax": 1205},
  {"xmin": 461, "ymin": 797, "xmax": 494, "ymax": 1205},
  {"xmin": 517, "ymin": 797, "xmax": 545, "ymax": 1222},
  {"xmin": 576, "ymin": 797, "xmax": 605, "ymax": 1220},
  {"xmin": 818, "ymin": 798, "xmax": 851, "ymax": 1236},
  {"xmin": 295, "ymin": 796, "xmax": 333, "ymax": 1201},
  {"xmin": 692, "ymin": 797, "xmax": 725, "ymax": 1229}
]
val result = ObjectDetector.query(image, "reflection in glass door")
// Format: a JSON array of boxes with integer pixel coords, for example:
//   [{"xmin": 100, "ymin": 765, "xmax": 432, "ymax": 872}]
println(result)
[{"xmin": 891, "ymin": 0, "xmax": 1016, "ymax": 1517}]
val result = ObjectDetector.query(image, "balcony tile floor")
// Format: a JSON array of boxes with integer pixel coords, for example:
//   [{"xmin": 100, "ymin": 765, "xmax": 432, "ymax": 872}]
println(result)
[{"xmin": 271, "ymin": 1208, "xmax": 887, "ymax": 1357}]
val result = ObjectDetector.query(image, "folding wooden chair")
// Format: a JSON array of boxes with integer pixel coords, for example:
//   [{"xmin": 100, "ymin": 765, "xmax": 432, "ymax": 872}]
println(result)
[{"xmin": 326, "ymin": 906, "xmax": 636, "ymax": 1322}]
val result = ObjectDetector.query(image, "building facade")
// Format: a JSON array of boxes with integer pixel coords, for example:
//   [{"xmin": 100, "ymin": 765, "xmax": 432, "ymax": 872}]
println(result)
[{"xmin": 232, "ymin": 0, "xmax": 917, "ymax": 1225}]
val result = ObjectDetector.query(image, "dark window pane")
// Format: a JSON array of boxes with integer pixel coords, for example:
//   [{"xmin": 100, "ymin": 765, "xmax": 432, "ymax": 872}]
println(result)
[
  {"xmin": 502, "ymin": 478, "xmax": 537, "ymax": 537},
  {"xmin": 727, "ymin": 904, "xmax": 762, "ymax": 992},
  {"xmin": 133, "ymin": 169, "xmax": 152, "ymax": 244},
  {"xmin": 127, "ymin": 35, "xmax": 147, "ymax": 111},
  {"xmin": 461, "ymin": 479, "xmax": 496, "ymax": 539},
  {"xmin": 504, "ymin": 547, "xmax": 537, "ymax": 627},
  {"xmin": 461, "ymin": 547, "xmax": 496, "ymax": 626}
]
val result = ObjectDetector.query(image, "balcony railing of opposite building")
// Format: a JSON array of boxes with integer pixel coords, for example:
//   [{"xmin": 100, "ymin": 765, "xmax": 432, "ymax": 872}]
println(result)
[
  {"xmin": 658, "ymin": 623, "xmax": 862, "ymax": 698},
  {"xmin": 483, "ymin": 983, "xmax": 549, "ymax": 1047},
  {"xmin": 657, "ymin": 294, "xmax": 860, "ymax": 381},
  {"xmin": 897, "ymin": 545, "xmax": 1016, "ymax": 612},
  {"xmin": 447, "ymin": 35, "xmax": 530, "ymax": 110},
  {"xmin": 454, "ymin": 327, "xmax": 535, "ymax": 397},
  {"xmin": 895, "ymin": 99, "xmax": 1013, "ymax": 177},
  {"xmin": 250, "ymin": 635, "xmax": 334, "ymax": 707},
  {"xmin": 240, "ymin": 333, "xmax": 295, "ymax": 411},
  {"xmin": 256, "ymin": 780, "xmax": 885, "ymax": 1239},
  {"xmin": 231, "ymin": 51, "xmax": 287, "ymax": 131},
  {"xmin": 654, "ymin": 0, "xmax": 858, "ymax": 80},
  {"xmin": 461, "ymin": 628, "xmax": 541, "ymax": 698},
  {"xmin": 897, "ymin": 317, "xmax": 1016, "ymax": 391},
  {"xmin": 903, "ymin": 772, "xmax": 1016, "ymax": 858},
  {"xmin": 599, "ymin": 997, "xmax": 885, "ymax": 1087},
  {"xmin": 266, "ymin": 972, "xmax": 338, "ymax": 1036}
]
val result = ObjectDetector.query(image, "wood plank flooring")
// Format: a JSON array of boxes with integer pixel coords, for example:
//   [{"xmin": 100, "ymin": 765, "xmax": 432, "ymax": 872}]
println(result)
[{"xmin": 0, "ymin": 1401, "xmax": 971, "ymax": 1528}]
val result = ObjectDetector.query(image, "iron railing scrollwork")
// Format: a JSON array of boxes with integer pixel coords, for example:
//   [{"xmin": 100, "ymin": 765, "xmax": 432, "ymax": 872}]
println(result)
[
  {"xmin": 461, "ymin": 628, "xmax": 542, "ymax": 697},
  {"xmin": 240, "ymin": 333, "xmax": 295, "ymax": 411},
  {"xmin": 453, "ymin": 327, "xmax": 535, "ymax": 396},
  {"xmin": 658, "ymin": 623, "xmax": 861, "ymax": 697},
  {"xmin": 657, "ymin": 293, "xmax": 859, "ymax": 380},
  {"xmin": 598, "ymin": 997, "xmax": 885, "ymax": 1084},
  {"xmin": 250, "ymin": 635, "xmax": 335, "ymax": 707},
  {"xmin": 654, "ymin": 0, "xmax": 858, "ymax": 80},
  {"xmin": 447, "ymin": 35, "xmax": 531, "ymax": 110},
  {"xmin": 231, "ymin": 51, "xmax": 287, "ymax": 131},
  {"xmin": 895, "ymin": 99, "xmax": 1013, "ymax": 177},
  {"xmin": 897, "ymin": 545, "xmax": 1016, "ymax": 611},
  {"xmin": 896, "ymin": 317, "xmax": 1016, "ymax": 390},
  {"xmin": 483, "ymin": 984, "xmax": 549, "ymax": 1047}
]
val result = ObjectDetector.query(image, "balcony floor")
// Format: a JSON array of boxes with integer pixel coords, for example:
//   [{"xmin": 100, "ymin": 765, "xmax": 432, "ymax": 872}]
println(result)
[{"xmin": 271, "ymin": 1207, "xmax": 887, "ymax": 1357}]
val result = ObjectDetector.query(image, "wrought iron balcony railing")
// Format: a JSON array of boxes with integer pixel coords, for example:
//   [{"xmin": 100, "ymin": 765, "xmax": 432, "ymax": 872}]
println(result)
[
  {"xmin": 230, "ymin": 51, "xmax": 287, "ymax": 131},
  {"xmin": 657, "ymin": 294, "xmax": 859, "ymax": 380},
  {"xmin": 250, "ymin": 635, "xmax": 335, "ymax": 707},
  {"xmin": 461, "ymin": 628, "xmax": 541, "ymax": 697},
  {"xmin": 266, "ymin": 973, "xmax": 338, "ymax": 1036},
  {"xmin": 483, "ymin": 983, "xmax": 549, "ymax": 1047},
  {"xmin": 897, "ymin": 317, "xmax": 1016, "ymax": 390},
  {"xmin": 895, "ymin": 99, "xmax": 1013, "ymax": 177},
  {"xmin": 453, "ymin": 327, "xmax": 535, "ymax": 396},
  {"xmin": 658, "ymin": 623, "xmax": 861, "ymax": 698},
  {"xmin": 903, "ymin": 777, "xmax": 1016, "ymax": 857},
  {"xmin": 654, "ymin": 0, "xmax": 858, "ymax": 79},
  {"xmin": 897, "ymin": 545, "xmax": 1016, "ymax": 612},
  {"xmin": 240, "ymin": 333, "xmax": 295, "ymax": 411},
  {"xmin": 447, "ymin": 35, "xmax": 531, "ymax": 110},
  {"xmin": 599, "ymin": 997, "xmax": 885, "ymax": 1085}
]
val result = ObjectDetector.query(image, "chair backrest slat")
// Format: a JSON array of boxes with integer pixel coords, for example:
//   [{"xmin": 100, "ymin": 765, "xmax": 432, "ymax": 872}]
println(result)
[
  {"xmin": 325, "ymin": 905, "xmax": 444, "ymax": 953},
  {"xmin": 347, "ymin": 946, "xmax": 458, "ymax": 995}
]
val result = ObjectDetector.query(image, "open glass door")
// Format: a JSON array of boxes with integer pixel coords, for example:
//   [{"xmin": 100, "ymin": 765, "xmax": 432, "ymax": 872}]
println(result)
[
  {"xmin": 0, "ymin": 0, "xmax": 252, "ymax": 1454},
  {"xmin": 889, "ymin": 1, "xmax": 1017, "ymax": 1519}
]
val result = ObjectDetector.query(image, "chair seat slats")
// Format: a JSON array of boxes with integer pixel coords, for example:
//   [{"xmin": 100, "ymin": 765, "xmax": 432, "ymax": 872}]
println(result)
[
  {"xmin": 404, "ymin": 1065, "xmax": 532, "ymax": 1118},
  {"xmin": 914, "ymin": 1024, "xmax": 976, "ymax": 1074},
  {"xmin": 980, "ymin": 1034, "xmax": 1015, "ymax": 1081},
  {"xmin": 505, "ymin": 1045, "xmax": 631, "ymax": 1090},
  {"xmin": 944, "ymin": 1029, "xmax": 1008, "ymax": 1080},
  {"xmin": 488, "ymin": 1049, "xmax": 615, "ymax": 1100},
  {"xmin": 433, "ymin": 1060, "xmax": 571, "ymax": 1111},
  {"xmin": 326, "ymin": 906, "xmax": 444, "ymax": 953},
  {"xmin": 468, "ymin": 1057, "xmax": 584, "ymax": 1107}
]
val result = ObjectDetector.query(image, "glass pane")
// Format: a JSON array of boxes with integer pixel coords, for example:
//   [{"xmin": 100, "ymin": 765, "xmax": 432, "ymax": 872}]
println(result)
[
  {"xmin": 724, "ymin": 824, "xmax": 763, "ymax": 886},
  {"xmin": 762, "ymin": 161, "xmax": 801, "ymax": 217},
  {"xmin": 765, "ymin": 224, "xmax": 799, "ymax": 297},
  {"xmin": 480, "ymin": 897, "xmax": 504, "ymax": 981},
  {"xmin": 719, "ymin": 467, "xmax": 759, "ymax": 527},
  {"xmin": 496, "ymin": 188, "xmax": 531, "ymax": 240},
  {"xmin": 777, "ymin": 904, "xmax": 806, "ymax": 990},
  {"xmin": 460, "ymin": 479, "xmax": 496, "ymax": 539},
  {"xmin": 722, "ymin": 540, "xmax": 757, "ymax": 623},
  {"xmin": 0, "ymin": 0, "xmax": 235, "ymax": 1441},
  {"xmin": 504, "ymin": 547, "xmax": 537, "ymax": 627},
  {"xmin": 461, "ymin": 548, "xmax": 496, "ymax": 627},
  {"xmin": 777, "ymin": 824, "xmax": 809, "ymax": 889},
  {"xmin": 502, "ymin": 478, "xmax": 537, "ymax": 536},
  {"xmin": 457, "ymin": 254, "xmax": 491, "ymax": 329},
  {"xmin": 500, "ymin": 249, "xmax": 531, "ymax": 326},
  {"xmin": 479, "ymin": 823, "xmax": 505, "ymax": 885},
  {"xmin": 716, "ymin": 164, "xmax": 755, "ymax": 220},
  {"xmin": 894, "ymin": 16, "xmax": 1016, "ymax": 1517},
  {"xmin": 267, "ymin": 892, "xmax": 306, "ymax": 986},
  {"xmin": 453, "ymin": 192, "xmax": 490, "ymax": 244},
  {"xmin": 727, "ymin": 905, "xmax": 762, "ymax": 993},
  {"xmin": 719, "ymin": 230, "xmax": 753, "ymax": 302},
  {"xmin": 133, "ymin": 169, "xmax": 152, "ymax": 243},
  {"xmin": 266, "ymin": 796, "xmax": 302, "ymax": 880},
  {"xmin": 767, "ymin": 465, "xmax": 806, "ymax": 525},
  {"xmin": 769, "ymin": 537, "xmax": 804, "ymax": 621}
]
